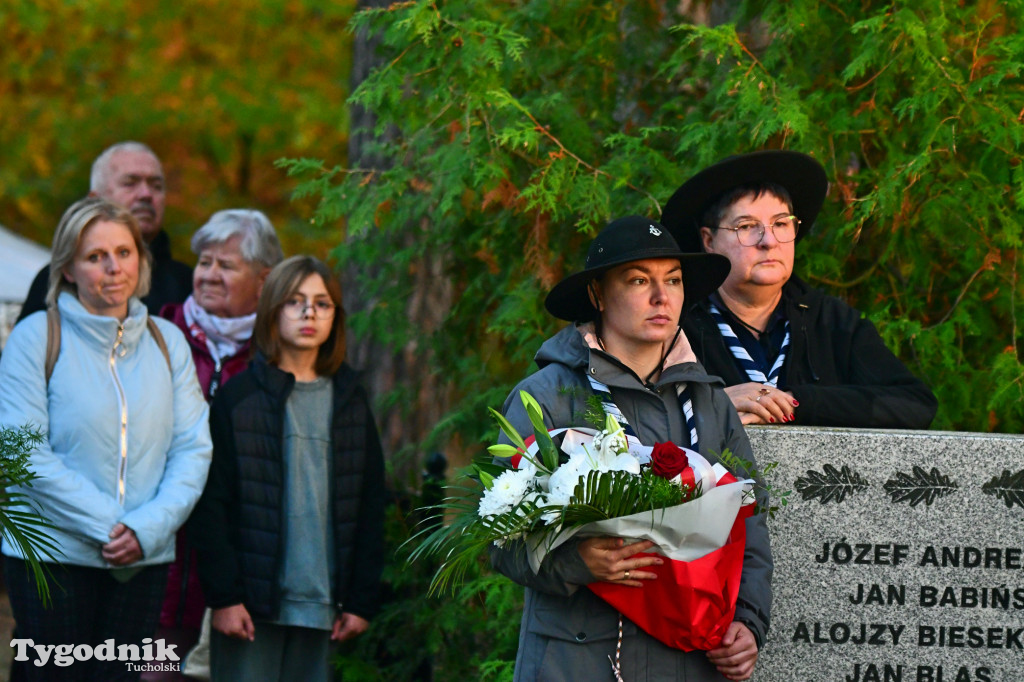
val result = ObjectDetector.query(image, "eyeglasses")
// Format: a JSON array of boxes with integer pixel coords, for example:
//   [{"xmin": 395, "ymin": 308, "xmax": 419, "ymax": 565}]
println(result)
[
  {"xmin": 716, "ymin": 215, "xmax": 801, "ymax": 246},
  {"xmin": 282, "ymin": 297, "xmax": 336, "ymax": 320}
]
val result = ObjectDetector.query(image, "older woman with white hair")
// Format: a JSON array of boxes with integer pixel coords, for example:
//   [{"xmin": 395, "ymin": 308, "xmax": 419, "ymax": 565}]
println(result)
[
  {"xmin": 150, "ymin": 209, "xmax": 283, "ymax": 680},
  {"xmin": 160, "ymin": 209, "xmax": 284, "ymax": 399}
]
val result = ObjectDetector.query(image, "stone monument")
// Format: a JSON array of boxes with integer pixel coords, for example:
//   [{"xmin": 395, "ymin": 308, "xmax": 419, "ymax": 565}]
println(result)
[{"xmin": 749, "ymin": 426, "xmax": 1024, "ymax": 682}]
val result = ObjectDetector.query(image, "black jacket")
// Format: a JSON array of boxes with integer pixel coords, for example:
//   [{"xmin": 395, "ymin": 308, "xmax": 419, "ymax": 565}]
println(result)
[
  {"xmin": 683, "ymin": 277, "xmax": 938, "ymax": 429},
  {"xmin": 188, "ymin": 357, "xmax": 386, "ymax": 621},
  {"xmin": 17, "ymin": 230, "xmax": 192, "ymax": 321}
]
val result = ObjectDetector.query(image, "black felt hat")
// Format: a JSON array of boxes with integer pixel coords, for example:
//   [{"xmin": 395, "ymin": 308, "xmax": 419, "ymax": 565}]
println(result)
[
  {"xmin": 544, "ymin": 215, "xmax": 731, "ymax": 322},
  {"xmin": 660, "ymin": 150, "xmax": 829, "ymax": 253}
]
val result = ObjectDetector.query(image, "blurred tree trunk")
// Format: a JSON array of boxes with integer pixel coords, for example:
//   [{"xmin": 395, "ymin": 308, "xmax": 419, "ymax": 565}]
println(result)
[{"xmin": 346, "ymin": 0, "xmax": 455, "ymax": 487}]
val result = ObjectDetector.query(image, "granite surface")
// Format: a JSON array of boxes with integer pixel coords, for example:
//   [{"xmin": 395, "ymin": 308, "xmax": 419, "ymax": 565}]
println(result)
[{"xmin": 746, "ymin": 426, "xmax": 1024, "ymax": 682}]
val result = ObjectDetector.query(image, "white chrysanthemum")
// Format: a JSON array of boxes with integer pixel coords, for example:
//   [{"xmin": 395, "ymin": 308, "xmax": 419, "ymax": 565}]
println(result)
[
  {"xmin": 547, "ymin": 453, "xmax": 591, "ymax": 507},
  {"xmin": 478, "ymin": 468, "xmax": 534, "ymax": 519},
  {"xmin": 512, "ymin": 490, "xmax": 548, "ymax": 519}
]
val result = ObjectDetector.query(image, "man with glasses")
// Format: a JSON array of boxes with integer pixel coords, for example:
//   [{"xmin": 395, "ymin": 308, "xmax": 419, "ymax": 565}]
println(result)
[{"xmin": 660, "ymin": 150, "xmax": 936, "ymax": 428}]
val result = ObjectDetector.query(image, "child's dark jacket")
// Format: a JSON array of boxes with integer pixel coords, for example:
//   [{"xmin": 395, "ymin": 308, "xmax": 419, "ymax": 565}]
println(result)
[{"xmin": 189, "ymin": 356, "xmax": 386, "ymax": 622}]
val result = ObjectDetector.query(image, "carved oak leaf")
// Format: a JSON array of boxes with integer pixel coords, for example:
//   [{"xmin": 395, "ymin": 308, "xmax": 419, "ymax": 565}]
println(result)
[
  {"xmin": 794, "ymin": 464, "xmax": 868, "ymax": 504},
  {"xmin": 883, "ymin": 466, "xmax": 957, "ymax": 507},
  {"xmin": 982, "ymin": 469, "xmax": 1024, "ymax": 509}
]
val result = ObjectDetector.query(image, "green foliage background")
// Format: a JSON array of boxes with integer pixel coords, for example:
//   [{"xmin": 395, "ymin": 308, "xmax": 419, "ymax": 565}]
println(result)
[
  {"xmin": 289, "ymin": 0, "xmax": 1024, "ymax": 447},
  {"xmin": 291, "ymin": 6, "xmax": 1024, "ymax": 672},
  {"xmin": 0, "ymin": 0, "xmax": 355, "ymax": 259},
  {"xmin": 3, "ymin": 0, "xmax": 1022, "ymax": 679}
]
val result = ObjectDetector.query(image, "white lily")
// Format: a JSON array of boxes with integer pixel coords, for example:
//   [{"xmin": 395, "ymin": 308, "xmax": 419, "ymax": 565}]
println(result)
[{"xmin": 588, "ymin": 414, "xmax": 640, "ymax": 474}]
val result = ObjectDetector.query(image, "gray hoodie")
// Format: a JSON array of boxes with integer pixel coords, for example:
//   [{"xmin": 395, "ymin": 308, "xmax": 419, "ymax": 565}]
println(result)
[{"xmin": 492, "ymin": 324, "xmax": 773, "ymax": 681}]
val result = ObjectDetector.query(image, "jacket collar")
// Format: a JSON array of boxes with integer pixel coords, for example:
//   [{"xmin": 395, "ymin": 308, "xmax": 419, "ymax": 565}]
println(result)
[
  {"xmin": 250, "ymin": 353, "xmax": 359, "ymax": 405},
  {"xmin": 534, "ymin": 323, "xmax": 722, "ymax": 389},
  {"xmin": 57, "ymin": 291, "xmax": 148, "ymax": 354},
  {"xmin": 148, "ymin": 230, "xmax": 173, "ymax": 263},
  {"xmin": 780, "ymin": 276, "xmax": 817, "ymax": 310}
]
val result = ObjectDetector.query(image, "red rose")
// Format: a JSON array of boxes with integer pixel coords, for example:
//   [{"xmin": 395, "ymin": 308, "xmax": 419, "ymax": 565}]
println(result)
[{"xmin": 650, "ymin": 442, "xmax": 690, "ymax": 480}]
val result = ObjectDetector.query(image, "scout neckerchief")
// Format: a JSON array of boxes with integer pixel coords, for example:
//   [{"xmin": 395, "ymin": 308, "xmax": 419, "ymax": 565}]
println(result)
[
  {"xmin": 586, "ymin": 376, "xmax": 699, "ymax": 452},
  {"xmin": 708, "ymin": 301, "xmax": 790, "ymax": 387}
]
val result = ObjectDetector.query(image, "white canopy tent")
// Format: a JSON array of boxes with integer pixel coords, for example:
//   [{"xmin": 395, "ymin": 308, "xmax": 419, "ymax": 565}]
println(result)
[
  {"xmin": 0, "ymin": 224, "xmax": 50, "ymax": 303},
  {"xmin": 0, "ymin": 224, "xmax": 50, "ymax": 349}
]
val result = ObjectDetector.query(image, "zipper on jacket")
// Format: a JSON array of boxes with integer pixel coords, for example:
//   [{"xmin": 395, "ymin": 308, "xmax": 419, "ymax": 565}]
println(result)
[
  {"xmin": 110, "ymin": 324, "xmax": 130, "ymax": 506},
  {"xmin": 209, "ymin": 358, "xmax": 223, "ymax": 399}
]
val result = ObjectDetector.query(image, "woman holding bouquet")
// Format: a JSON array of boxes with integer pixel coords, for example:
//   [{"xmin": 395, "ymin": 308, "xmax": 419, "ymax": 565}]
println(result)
[{"xmin": 492, "ymin": 215, "xmax": 773, "ymax": 681}]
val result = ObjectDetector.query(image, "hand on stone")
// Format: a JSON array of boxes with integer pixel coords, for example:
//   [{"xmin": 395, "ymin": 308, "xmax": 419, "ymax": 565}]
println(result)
[{"xmin": 724, "ymin": 383, "xmax": 797, "ymax": 425}]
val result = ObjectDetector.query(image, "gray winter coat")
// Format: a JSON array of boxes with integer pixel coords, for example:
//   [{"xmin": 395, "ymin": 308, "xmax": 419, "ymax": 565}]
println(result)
[{"xmin": 492, "ymin": 324, "xmax": 773, "ymax": 681}]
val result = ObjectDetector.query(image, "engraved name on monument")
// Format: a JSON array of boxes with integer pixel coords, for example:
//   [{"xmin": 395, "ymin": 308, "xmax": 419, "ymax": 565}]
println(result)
[{"xmin": 747, "ymin": 427, "xmax": 1024, "ymax": 682}]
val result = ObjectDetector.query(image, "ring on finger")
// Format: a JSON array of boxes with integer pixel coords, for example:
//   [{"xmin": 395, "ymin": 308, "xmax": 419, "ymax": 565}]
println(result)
[
  {"xmin": 758, "ymin": 388, "xmax": 771, "ymax": 396},
  {"xmin": 755, "ymin": 395, "xmax": 763, "ymax": 402},
  {"xmin": 623, "ymin": 570, "xmax": 630, "ymax": 580}
]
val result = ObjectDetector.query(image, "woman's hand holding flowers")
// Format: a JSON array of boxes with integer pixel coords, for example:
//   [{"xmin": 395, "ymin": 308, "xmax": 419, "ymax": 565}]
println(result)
[{"xmin": 578, "ymin": 537, "xmax": 662, "ymax": 587}]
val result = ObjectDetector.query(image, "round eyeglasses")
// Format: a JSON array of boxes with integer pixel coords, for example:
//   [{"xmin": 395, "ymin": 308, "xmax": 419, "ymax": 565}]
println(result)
[
  {"xmin": 716, "ymin": 215, "xmax": 801, "ymax": 246},
  {"xmin": 282, "ymin": 297, "xmax": 336, "ymax": 320}
]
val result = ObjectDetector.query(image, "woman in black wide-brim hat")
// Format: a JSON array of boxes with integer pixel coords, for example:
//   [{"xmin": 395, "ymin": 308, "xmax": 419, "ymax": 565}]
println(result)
[
  {"xmin": 491, "ymin": 215, "xmax": 773, "ymax": 682},
  {"xmin": 660, "ymin": 151, "xmax": 937, "ymax": 428}
]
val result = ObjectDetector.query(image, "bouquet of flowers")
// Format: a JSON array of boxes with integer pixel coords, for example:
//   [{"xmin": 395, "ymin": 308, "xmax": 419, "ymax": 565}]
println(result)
[{"xmin": 411, "ymin": 390, "xmax": 755, "ymax": 651}]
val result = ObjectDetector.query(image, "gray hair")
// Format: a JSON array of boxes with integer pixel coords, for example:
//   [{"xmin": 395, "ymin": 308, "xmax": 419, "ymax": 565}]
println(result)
[
  {"xmin": 90, "ymin": 141, "xmax": 161, "ymax": 193},
  {"xmin": 190, "ymin": 209, "xmax": 284, "ymax": 270},
  {"xmin": 47, "ymin": 197, "xmax": 153, "ymax": 308}
]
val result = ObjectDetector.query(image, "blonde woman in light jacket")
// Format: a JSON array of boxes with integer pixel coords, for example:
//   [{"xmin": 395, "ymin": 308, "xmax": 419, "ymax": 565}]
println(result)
[{"xmin": 0, "ymin": 197, "xmax": 212, "ymax": 682}]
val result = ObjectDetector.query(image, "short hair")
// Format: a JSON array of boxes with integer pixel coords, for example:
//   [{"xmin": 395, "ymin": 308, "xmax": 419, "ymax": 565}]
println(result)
[
  {"xmin": 700, "ymin": 182, "xmax": 795, "ymax": 232},
  {"xmin": 47, "ymin": 197, "xmax": 153, "ymax": 309},
  {"xmin": 190, "ymin": 209, "xmax": 284, "ymax": 270},
  {"xmin": 254, "ymin": 256, "xmax": 346, "ymax": 376},
  {"xmin": 90, "ymin": 142, "xmax": 161, "ymax": 193}
]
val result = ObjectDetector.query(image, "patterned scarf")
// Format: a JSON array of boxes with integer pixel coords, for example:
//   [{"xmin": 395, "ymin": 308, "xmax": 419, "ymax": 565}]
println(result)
[
  {"xmin": 183, "ymin": 295, "xmax": 256, "ymax": 366},
  {"xmin": 708, "ymin": 301, "xmax": 789, "ymax": 386},
  {"xmin": 587, "ymin": 374, "xmax": 699, "ymax": 452}
]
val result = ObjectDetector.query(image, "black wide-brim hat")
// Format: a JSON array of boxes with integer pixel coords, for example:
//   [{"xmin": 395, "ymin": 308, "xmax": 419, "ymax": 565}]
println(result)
[
  {"xmin": 660, "ymin": 150, "xmax": 829, "ymax": 253},
  {"xmin": 545, "ymin": 215, "xmax": 731, "ymax": 322}
]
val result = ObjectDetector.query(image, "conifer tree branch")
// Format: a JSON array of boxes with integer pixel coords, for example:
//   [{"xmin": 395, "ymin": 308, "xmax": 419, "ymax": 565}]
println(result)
[{"xmin": 509, "ymin": 102, "xmax": 660, "ymax": 211}]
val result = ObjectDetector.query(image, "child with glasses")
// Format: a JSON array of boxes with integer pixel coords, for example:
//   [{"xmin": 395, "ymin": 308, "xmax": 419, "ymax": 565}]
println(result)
[{"xmin": 188, "ymin": 256, "xmax": 386, "ymax": 682}]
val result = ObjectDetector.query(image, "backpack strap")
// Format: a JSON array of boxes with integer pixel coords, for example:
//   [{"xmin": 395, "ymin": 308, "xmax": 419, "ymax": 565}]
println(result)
[
  {"xmin": 44, "ymin": 308, "xmax": 61, "ymax": 384},
  {"xmin": 147, "ymin": 317, "xmax": 172, "ymax": 373},
  {"xmin": 44, "ymin": 309, "xmax": 172, "ymax": 385}
]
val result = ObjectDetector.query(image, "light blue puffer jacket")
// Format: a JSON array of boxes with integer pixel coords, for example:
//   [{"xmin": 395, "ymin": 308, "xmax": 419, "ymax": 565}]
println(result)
[{"xmin": 0, "ymin": 292, "xmax": 211, "ymax": 567}]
